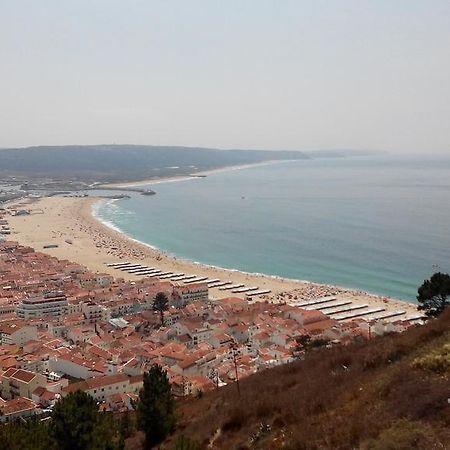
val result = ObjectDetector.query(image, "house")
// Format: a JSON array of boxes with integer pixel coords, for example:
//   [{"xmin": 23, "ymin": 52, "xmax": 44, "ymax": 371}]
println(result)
[
  {"xmin": 67, "ymin": 325, "xmax": 97, "ymax": 344},
  {"xmin": 285, "ymin": 308, "xmax": 325, "ymax": 326},
  {"xmin": 105, "ymin": 392, "xmax": 137, "ymax": 412},
  {"xmin": 171, "ymin": 374, "xmax": 215, "ymax": 396},
  {"xmin": 81, "ymin": 301, "xmax": 111, "ymax": 323},
  {"xmin": 173, "ymin": 320, "xmax": 213, "ymax": 347},
  {"xmin": 49, "ymin": 353, "xmax": 106, "ymax": 379},
  {"xmin": 0, "ymin": 397, "xmax": 39, "ymax": 422},
  {"xmin": 208, "ymin": 331, "xmax": 234, "ymax": 348},
  {"xmin": 303, "ymin": 318, "xmax": 340, "ymax": 340},
  {"xmin": 62, "ymin": 373, "xmax": 143, "ymax": 403},
  {"xmin": 104, "ymin": 299, "xmax": 136, "ymax": 317},
  {"xmin": 0, "ymin": 300, "xmax": 16, "ymax": 317},
  {"xmin": 188, "ymin": 327, "xmax": 212, "ymax": 348},
  {"xmin": 0, "ymin": 321, "xmax": 37, "ymax": 346},
  {"xmin": 172, "ymin": 357, "xmax": 199, "ymax": 377},
  {"xmin": 95, "ymin": 274, "xmax": 114, "ymax": 287},
  {"xmin": 122, "ymin": 357, "xmax": 144, "ymax": 376},
  {"xmin": 0, "ymin": 368, "xmax": 47, "ymax": 400},
  {"xmin": 229, "ymin": 323, "xmax": 249, "ymax": 343},
  {"xmin": 31, "ymin": 386, "xmax": 60, "ymax": 407}
]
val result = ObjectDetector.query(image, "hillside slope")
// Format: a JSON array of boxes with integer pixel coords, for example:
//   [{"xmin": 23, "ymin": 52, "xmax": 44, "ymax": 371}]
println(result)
[
  {"xmin": 160, "ymin": 310, "xmax": 450, "ymax": 449},
  {"xmin": 0, "ymin": 145, "xmax": 308, "ymax": 182}
]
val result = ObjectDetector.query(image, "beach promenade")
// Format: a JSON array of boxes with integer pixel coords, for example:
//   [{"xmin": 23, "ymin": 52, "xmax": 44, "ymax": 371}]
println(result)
[{"xmin": 6, "ymin": 196, "xmax": 420, "ymax": 320}]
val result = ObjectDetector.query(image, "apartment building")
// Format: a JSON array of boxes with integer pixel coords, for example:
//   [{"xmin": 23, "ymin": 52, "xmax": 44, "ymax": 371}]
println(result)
[
  {"xmin": 173, "ymin": 282, "xmax": 208, "ymax": 307},
  {"xmin": 16, "ymin": 292, "xmax": 69, "ymax": 319}
]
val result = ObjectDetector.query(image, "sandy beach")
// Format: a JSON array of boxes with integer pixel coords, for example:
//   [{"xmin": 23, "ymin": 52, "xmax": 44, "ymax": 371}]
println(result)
[
  {"xmin": 5, "ymin": 196, "xmax": 419, "ymax": 317},
  {"xmin": 99, "ymin": 160, "xmax": 285, "ymax": 188}
]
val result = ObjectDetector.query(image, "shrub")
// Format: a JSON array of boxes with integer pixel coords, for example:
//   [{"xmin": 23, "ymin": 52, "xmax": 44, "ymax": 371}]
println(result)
[
  {"xmin": 222, "ymin": 406, "xmax": 246, "ymax": 432},
  {"xmin": 172, "ymin": 435, "xmax": 202, "ymax": 450},
  {"xmin": 361, "ymin": 419, "xmax": 438, "ymax": 450},
  {"xmin": 413, "ymin": 343, "xmax": 450, "ymax": 375}
]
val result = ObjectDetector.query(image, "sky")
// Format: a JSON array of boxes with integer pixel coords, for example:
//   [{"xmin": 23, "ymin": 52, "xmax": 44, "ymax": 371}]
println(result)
[{"xmin": 1, "ymin": 1, "xmax": 449, "ymax": 154}]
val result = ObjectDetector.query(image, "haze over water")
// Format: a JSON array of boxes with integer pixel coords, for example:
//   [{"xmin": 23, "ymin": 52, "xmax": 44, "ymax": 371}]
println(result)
[{"xmin": 96, "ymin": 156, "xmax": 450, "ymax": 302}]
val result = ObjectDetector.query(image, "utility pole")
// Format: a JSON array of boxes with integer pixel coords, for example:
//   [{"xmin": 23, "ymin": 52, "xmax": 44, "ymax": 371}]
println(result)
[
  {"xmin": 182, "ymin": 375, "xmax": 187, "ymax": 396},
  {"xmin": 208, "ymin": 368, "xmax": 219, "ymax": 391},
  {"xmin": 230, "ymin": 342, "xmax": 240, "ymax": 397}
]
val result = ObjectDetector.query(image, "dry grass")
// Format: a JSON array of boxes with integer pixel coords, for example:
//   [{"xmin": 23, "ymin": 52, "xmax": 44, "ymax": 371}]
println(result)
[{"xmin": 158, "ymin": 309, "xmax": 450, "ymax": 449}]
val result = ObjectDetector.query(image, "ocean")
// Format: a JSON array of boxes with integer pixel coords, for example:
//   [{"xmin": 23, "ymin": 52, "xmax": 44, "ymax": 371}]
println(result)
[{"xmin": 94, "ymin": 155, "xmax": 450, "ymax": 302}]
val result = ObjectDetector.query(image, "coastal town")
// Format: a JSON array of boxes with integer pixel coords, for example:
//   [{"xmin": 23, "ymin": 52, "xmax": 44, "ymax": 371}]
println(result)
[
  {"xmin": 0, "ymin": 227, "xmax": 425, "ymax": 422},
  {"xmin": 1, "ymin": 3, "xmax": 449, "ymax": 446}
]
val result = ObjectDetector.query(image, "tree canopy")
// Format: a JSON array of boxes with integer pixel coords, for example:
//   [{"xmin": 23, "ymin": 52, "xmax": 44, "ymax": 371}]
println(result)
[
  {"xmin": 0, "ymin": 418, "xmax": 54, "ymax": 450},
  {"xmin": 417, "ymin": 272, "xmax": 450, "ymax": 317},
  {"xmin": 50, "ymin": 390, "xmax": 118, "ymax": 450},
  {"xmin": 136, "ymin": 364, "xmax": 176, "ymax": 448},
  {"xmin": 0, "ymin": 392, "xmax": 125, "ymax": 450}
]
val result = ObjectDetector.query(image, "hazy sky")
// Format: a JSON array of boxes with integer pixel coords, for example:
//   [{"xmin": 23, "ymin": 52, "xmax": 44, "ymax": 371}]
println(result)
[{"xmin": 1, "ymin": 1, "xmax": 449, "ymax": 154}]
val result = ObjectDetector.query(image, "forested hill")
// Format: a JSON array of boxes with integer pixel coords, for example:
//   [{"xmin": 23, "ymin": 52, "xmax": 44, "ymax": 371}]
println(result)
[{"xmin": 0, "ymin": 145, "xmax": 309, "ymax": 182}]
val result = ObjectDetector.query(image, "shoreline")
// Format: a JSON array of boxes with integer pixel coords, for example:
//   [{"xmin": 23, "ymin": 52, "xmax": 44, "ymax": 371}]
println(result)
[
  {"xmin": 6, "ymin": 195, "xmax": 419, "ymax": 318},
  {"xmin": 92, "ymin": 196, "xmax": 408, "ymax": 302},
  {"xmin": 98, "ymin": 160, "xmax": 292, "ymax": 188}
]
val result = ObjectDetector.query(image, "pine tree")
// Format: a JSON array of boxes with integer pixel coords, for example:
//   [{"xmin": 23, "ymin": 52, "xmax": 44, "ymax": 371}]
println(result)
[
  {"xmin": 118, "ymin": 412, "xmax": 133, "ymax": 439},
  {"xmin": 417, "ymin": 272, "xmax": 450, "ymax": 317},
  {"xmin": 293, "ymin": 334, "xmax": 311, "ymax": 358},
  {"xmin": 0, "ymin": 418, "xmax": 53, "ymax": 450},
  {"xmin": 153, "ymin": 292, "xmax": 169, "ymax": 327},
  {"xmin": 136, "ymin": 365, "xmax": 176, "ymax": 448},
  {"xmin": 49, "ymin": 390, "xmax": 117, "ymax": 450}
]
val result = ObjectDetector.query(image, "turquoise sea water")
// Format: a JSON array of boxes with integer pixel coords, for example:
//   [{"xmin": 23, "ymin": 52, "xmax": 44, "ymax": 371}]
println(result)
[{"xmin": 95, "ymin": 156, "xmax": 450, "ymax": 302}]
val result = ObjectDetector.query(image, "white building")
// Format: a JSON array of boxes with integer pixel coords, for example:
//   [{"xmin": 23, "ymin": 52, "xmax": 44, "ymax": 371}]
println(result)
[
  {"xmin": 0, "ymin": 397, "xmax": 39, "ymax": 423},
  {"xmin": 0, "ymin": 322, "xmax": 37, "ymax": 346},
  {"xmin": 49, "ymin": 354, "xmax": 104, "ymax": 380},
  {"xmin": 62, "ymin": 373, "xmax": 143, "ymax": 402},
  {"xmin": 16, "ymin": 292, "xmax": 69, "ymax": 320},
  {"xmin": 81, "ymin": 301, "xmax": 111, "ymax": 323},
  {"xmin": 173, "ymin": 282, "xmax": 208, "ymax": 307}
]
